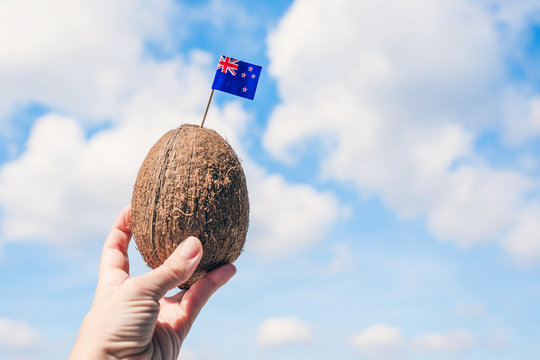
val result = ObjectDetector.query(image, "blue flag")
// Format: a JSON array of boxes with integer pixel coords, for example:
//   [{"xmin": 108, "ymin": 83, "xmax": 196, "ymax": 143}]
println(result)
[{"xmin": 211, "ymin": 55, "xmax": 262, "ymax": 100}]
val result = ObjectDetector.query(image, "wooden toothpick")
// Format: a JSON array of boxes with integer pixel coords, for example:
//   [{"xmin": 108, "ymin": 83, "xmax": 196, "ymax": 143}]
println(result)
[{"xmin": 200, "ymin": 89, "xmax": 215, "ymax": 128}]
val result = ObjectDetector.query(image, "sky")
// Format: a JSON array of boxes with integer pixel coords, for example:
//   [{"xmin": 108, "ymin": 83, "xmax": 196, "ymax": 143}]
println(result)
[{"xmin": 1, "ymin": 0, "xmax": 540, "ymax": 359}]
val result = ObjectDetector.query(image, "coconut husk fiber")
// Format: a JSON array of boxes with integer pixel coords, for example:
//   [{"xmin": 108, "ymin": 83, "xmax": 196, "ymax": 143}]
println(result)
[{"xmin": 131, "ymin": 124, "xmax": 249, "ymax": 289}]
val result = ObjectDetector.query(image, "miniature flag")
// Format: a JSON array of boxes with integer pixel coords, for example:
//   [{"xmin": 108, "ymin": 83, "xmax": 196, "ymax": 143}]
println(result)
[{"xmin": 211, "ymin": 55, "xmax": 262, "ymax": 100}]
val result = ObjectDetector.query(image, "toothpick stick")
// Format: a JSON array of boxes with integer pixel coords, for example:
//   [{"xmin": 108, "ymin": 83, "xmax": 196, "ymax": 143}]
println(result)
[{"xmin": 200, "ymin": 89, "xmax": 215, "ymax": 128}]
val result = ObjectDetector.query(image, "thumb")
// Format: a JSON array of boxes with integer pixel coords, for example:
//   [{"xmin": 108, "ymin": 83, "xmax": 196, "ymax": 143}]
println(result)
[{"xmin": 135, "ymin": 236, "xmax": 203, "ymax": 299}]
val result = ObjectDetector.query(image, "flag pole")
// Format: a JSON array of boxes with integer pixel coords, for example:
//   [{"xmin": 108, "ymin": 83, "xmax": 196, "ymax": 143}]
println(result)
[{"xmin": 200, "ymin": 88, "xmax": 215, "ymax": 128}]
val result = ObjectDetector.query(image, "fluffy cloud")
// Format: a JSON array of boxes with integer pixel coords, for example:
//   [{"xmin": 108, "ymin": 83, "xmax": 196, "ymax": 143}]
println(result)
[
  {"xmin": 0, "ymin": 50, "xmax": 212, "ymax": 244},
  {"xmin": 349, "ymin": 324, "xmax": 403, "ymax": 359},
  {"xmin": 265, "ymin": 0, "xmax": 540, "ymax": 263},
  {"xmin": 257, "ymin": 317, "xmax": 314, "ymax": 348},
  {"xmin": 351, "ymin": 325, "xmax": 479, "ymax": 357},
  {"xmin": 502, "ymin": 205, "xmax": 540, "ymax": 266},
  {"xmin": 0, "ymin": 0, "xmax": 176, "ymax": 122},
  {"xmin": 0, "ymin": 112, "xmax": 150, "ymax": 243},
  {"xmin": 411, "ymin": 329, "xmax": 476, "ymax": 353},
  {"xmin": 0, "ymin": 317, "xmax": 40, "ymax": 350},
  {"xmin": 247, "ymin": 168, "xmax": 340, "ymax": 257}
]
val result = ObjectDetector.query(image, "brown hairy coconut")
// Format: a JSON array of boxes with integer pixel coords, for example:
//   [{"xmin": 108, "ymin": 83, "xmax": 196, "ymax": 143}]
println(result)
[{"xmin": 131, "ymin": 124, "xmax": 249, "ymax": 289}]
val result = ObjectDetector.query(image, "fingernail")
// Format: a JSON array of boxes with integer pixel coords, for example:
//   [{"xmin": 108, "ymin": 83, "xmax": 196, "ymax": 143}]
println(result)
[{"xmin": 179, "ymin": 236, "xmax": 200, "ymax": 260}]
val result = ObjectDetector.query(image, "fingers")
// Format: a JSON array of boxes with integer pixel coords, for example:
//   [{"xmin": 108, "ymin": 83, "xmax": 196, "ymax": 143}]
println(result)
[
  {"xmin": 135, "ymin": 237, "xmax": 203, "ymax": 299},
  {"xmin": 98, "ymin": 205, "xmax": 132, "ymax": 285},
  {"xmin": 179, "ymin": 263, "xmax": 236, "ymax": 325}
]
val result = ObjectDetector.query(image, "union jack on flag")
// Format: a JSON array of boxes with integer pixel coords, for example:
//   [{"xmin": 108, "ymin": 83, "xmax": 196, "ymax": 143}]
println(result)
[
  {"xmin": 211, "ymin": 55, "xmax": 262, "ymax": 100},
  {"xmin": 217, "ymin": 56, "xmax": 239, "ymax": 76}
]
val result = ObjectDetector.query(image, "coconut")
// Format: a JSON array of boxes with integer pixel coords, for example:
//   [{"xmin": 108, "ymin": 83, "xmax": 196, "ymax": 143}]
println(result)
[{"xmin": 131, "ymin": 124, "xmax": 249, "ymax": 289}]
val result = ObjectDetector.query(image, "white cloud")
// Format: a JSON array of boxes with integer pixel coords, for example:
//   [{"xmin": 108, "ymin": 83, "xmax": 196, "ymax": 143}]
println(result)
[
  {"xmin": 0, "ymin": 46, "xmax": 209, "ymax": 244},
  {"xmin": 502, "ymin": 205, "xmax": 540, "ymax": 266},
  {"xmin": 349, "ymin": 324, "xmax": 403, "ymax": 360},
  {"xmin": 265, "ymin": 0, "xmax": 540, "ymax": 264},
  {"xmin": 0, "ymin": 317, "xmax": 40, "ymax": 350},
  {"xmin": 412, "ymin": 329, "xmax": 476, "ymax": 353},
  {"xmin": 0, "ymin": 0, "xmax": 176, "ymax": 121},
  {"xmin": 247, "ymin": 168, "xmax": 340, "ymax": 258},
  {"xmin": 267, "ymin": 0, "xmax": 500, "ymax": 130},
  {"xmin": 257, "ymin": 317, "xmax": 314, "ymax": 348},
  {"xmin": 351, "ymin": 325, "xmax": 481, "ymax": 357},
  {"xmin": 426, "ymin": 166, "xmax": 531, "ymax": 247},
  {"xmin": 0, "ymin": 110, "xmax": 158, "ymax": 244},
  {"xmin": 0, "ymin": 114, "xmax": 89, "ymax": 242}
]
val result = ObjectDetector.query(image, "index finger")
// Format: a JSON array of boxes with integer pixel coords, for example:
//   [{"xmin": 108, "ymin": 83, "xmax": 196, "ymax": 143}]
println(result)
[{"xmin": 98, "ymin": 205, "xmax": 132, "ymax": 286}]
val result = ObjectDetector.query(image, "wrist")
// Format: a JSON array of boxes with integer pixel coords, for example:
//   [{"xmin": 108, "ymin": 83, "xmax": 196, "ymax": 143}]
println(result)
[{"xmin": 69, "ymin": 314, "xmax": 109, "ymax": 360}]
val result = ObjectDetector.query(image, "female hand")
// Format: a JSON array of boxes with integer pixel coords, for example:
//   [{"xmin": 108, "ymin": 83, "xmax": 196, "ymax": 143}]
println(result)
[{"xmin": 69, "ymin": 205, "xmax": 236, "ymax": 359}]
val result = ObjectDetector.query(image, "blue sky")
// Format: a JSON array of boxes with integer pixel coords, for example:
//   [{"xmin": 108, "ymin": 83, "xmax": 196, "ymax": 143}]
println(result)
[{"xmin": 1, "ymin": 0, "xmax": 540, "ymax": 359}]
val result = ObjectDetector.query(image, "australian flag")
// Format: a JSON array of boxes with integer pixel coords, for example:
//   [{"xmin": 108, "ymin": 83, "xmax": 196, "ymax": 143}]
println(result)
[{"xmin": 211, "ymin": 55, "xmax": 262, "ymax": 100}]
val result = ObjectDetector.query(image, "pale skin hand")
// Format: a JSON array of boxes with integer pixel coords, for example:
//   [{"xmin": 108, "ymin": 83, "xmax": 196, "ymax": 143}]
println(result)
[{"xmin": 69, "ymin": 206, "xmax": 236, "ymax": 360}]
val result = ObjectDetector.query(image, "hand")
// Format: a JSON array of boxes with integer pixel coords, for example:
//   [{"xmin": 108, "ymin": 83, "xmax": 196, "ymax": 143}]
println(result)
[{"xmin": 69, "ymin": 205, "xmax": 236, "ymax": 359}]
